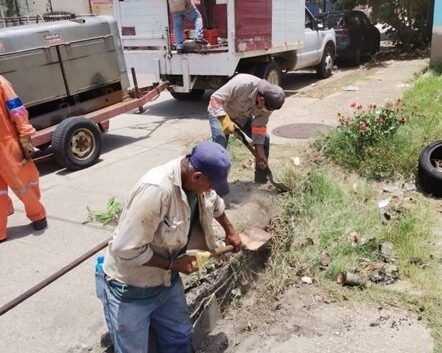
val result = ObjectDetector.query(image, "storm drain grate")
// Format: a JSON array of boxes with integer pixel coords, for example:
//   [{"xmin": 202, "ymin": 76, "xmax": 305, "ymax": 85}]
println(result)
[{"xmin": 272, "ymin": 123, "xmax": 332, "ymax": 139}]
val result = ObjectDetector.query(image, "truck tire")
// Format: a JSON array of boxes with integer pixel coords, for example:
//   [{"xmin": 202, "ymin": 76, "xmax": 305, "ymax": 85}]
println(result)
[
  {"xmin": 52, "ymin": 117, "xmax": 102, "ymax": 170},
  {"xmin": 316, "ymin": 44, "xmax": 334, "ymax": 79},
  {"xmin": 170, "ymin": 89, "xmax": 205, "ymax": 101},
  {"xmin": 418, "ymin": 140, "xmax": 442, "ymax": 197},
  {"xmin": 256, "ymin": 61, "xmax": 281, "ymax": 86}
]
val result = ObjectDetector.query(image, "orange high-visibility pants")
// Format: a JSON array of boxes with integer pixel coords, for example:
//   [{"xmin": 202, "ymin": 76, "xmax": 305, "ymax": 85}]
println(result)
[{"xmin": 0, "ymin": 139, "xmax": 46, "ymax": 241}]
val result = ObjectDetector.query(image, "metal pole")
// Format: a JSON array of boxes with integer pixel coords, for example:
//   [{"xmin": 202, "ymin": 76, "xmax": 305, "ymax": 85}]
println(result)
[{"xmin": 0, "ymin": 237, "xmax": 110, "ymax": 317}]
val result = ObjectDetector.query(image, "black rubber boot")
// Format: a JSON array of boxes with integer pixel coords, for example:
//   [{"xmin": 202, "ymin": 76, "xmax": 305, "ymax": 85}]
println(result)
[
  {"xmin": 254, "ymin": 169, "xmax": 268, "ymax": 184},
  {"xmin": 32, "ymin": 217, "xmax": 48, "ymax": 231}
]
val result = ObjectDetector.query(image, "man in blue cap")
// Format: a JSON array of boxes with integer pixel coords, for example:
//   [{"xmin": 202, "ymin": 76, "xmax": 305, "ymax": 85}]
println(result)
[{"xmin": 96, "ymin": 141, "xmax": 241, "ymax": 353}]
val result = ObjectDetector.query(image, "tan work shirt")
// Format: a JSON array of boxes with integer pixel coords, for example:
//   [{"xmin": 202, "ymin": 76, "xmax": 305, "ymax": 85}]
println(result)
[
  {"xmin": 209, "ymin": 74, "xmax": 271, "ymax": 145},
  {"xmin": 168, "ymin": 0, "xmax": 192, "ymax": 12},
  {"xmin": 104, "ymin": 157, "xmax": 225, "ymax": 288}
]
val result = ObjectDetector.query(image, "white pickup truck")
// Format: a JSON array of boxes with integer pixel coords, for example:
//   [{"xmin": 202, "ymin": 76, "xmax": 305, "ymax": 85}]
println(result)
[
  {"xmin": 115, "ymin": 1, "xmax": 335, "ymax": 99},
  {"xmin": 292, "ymin": 8, "xmax": 336, "ymax": 79}
]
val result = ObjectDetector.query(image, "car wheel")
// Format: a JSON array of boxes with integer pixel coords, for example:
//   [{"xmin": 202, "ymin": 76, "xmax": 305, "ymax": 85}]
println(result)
[
  {"xmin": 256, "ymin": 61, "xmax": 281, "ymax": 86},
  {"xmin": 351, "ymin": 47, "xmax": 361, "ymax": 66},
  {"xmin": 52, "ymin": 117, "xmax": 102, "ymax": 170},
  {"xmin": 170, "ymin": 89, "xmax": 205, "ymax": 101},
  {"xmin": 316, "ymin": 44, "xmax": 334, "ymax": 79},
  {"xmin": 418, "ymin": 140, "xmax": 442, "ymax": 197}
]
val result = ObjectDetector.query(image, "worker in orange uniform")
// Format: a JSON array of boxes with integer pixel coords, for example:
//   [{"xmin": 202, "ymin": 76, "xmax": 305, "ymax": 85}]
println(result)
[{"xmin": 0, "ymin": 75, "xmax": 47, "ymax": 242}]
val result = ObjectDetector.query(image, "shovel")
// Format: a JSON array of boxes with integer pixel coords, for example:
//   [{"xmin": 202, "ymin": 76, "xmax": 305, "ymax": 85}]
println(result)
[
  {"xmin": 233, "ymin": 127, "xmax": 291, "ymax": 193},
  {"xmin": 187, "ymin": 227, "xmax": 273, "ymax": 267}
]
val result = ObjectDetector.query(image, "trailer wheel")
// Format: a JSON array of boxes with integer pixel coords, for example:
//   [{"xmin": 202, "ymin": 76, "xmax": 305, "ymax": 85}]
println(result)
[
  {"xmin": 256, "ymin": 62, "xmax": 281, "ymax": 86},
  {"xmin": 418, "ymin": 140, "xmax": 442, "ymax": 197},
  {"xmin": 52, "ymin": 117, "xmax": 102, "ymax": 170},
  {"xmin": 316, "ymin": 44, "xmax": 334, "ymax": 78},
  {"xmin": 170, "ymin": 89, "xmax": 205, "ymax": 101}
]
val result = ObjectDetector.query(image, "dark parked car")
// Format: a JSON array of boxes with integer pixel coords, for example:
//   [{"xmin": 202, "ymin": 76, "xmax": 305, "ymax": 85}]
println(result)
[{"xmin": 322, "ymin": 10, "xmax": 380, "ymax": 66}]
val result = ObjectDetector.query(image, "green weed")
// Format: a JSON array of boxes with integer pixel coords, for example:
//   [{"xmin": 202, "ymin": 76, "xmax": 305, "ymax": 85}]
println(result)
[
  {"xmin": 261, "ymin": 167, "xmax": 441, "ymax": 349},
  {"xmin": 86, "ymin": 197, "xmax": 123, "ymax": 226}
]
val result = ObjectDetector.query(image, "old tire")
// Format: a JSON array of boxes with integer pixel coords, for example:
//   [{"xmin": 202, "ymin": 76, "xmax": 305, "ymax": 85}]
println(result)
[
  {"xmin": 256, "ymin": 61, "xmax": 281, "ymax": 86},
  {"xmin": 170, "ymin": 89, "xmax": 205, "ymax": 101},
  {"xmin": 418, "ymin": 140, "xmax": 442, "ymax": 197},
  {"xmin": 316, "ymin": 44, "xmax": 334, "ymax": 78},
  {"xmin": 52, "ymin": 117, "xmax": 102, "ymax": 170}
]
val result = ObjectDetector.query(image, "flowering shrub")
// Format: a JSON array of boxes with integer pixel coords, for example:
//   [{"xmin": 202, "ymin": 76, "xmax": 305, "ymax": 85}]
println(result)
[
  {"xmin": 320, "ymin": 99, "xmax": 410, "ymax": 180},
  {"xmin": 336, "ymin": 99, "xmax": 407, "ymax": 154}
]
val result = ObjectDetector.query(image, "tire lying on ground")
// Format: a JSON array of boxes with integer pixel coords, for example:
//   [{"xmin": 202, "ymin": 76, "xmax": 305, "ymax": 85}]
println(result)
[{"xmin": 417, "ymin": 140, "xmax": 442, "ymax": 197}]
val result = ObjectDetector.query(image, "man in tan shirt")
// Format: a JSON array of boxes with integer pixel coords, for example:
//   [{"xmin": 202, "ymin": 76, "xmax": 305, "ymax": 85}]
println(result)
[
  {"xmin": 168, "ymin": 0, "xmax": 205, "ymax": 52},
  {"xmin": 208, "ymin": 74, "xmax": 285, "ymax": 183},
  {"xmin": 96, "ymin": 141, "xmax": 241, "ymax": 353}
]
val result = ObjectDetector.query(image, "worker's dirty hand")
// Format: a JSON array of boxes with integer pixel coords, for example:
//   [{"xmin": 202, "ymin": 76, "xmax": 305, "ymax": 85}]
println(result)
[
  {"xmin": 173, "ymin": 255, "xmax": 199, "ymax": 275},
  {"xmin": 256, "ymin": 155, "xmax": 268, "ymax": 170},
  {"xmin": 226, "ymin": 231, "xmax": 242, "ymax": 251},
  {"xmin": 219, "ymin": 115, "xmax": 235, "ymax": 135},
  {"xmin": 19, "ymin": 136, "xmax": 34, "ymax": 160}
]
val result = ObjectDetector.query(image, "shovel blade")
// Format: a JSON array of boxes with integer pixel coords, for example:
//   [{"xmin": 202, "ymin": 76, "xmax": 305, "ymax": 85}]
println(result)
[{"xmin": 239, "ymin": 227, "xmax": 273, "ymax": 251}]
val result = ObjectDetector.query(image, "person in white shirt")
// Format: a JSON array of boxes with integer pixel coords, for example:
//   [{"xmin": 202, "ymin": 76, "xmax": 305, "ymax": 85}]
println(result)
[{"xmin": 96, "ymin": 141, "xmax": 241, "ymax": 353}]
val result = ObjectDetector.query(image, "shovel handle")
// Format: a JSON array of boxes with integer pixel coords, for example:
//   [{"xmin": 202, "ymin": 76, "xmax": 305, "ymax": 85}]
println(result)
[{"xmin": 210, "ymin": 245, "xmax": 235, "ymax": 256}]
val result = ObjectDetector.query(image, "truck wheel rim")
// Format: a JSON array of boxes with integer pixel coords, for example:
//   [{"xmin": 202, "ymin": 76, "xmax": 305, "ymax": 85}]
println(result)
[
  {"xmin": 70, "ymin": 128, "xmax": 96, "ymax": 160},
  {"xmin": 267, "ymin": 70, "xmax": 280, "ymax": 85},
  {"xmin": 324, "ymin": 53, "xmax": 333, "ymax": 72}
]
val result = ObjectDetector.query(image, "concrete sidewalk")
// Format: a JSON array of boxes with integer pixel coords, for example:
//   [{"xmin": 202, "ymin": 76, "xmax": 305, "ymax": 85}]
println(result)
[{"xmin": 0, "ymin": 58, "xmax": 427, "ymax": 353}]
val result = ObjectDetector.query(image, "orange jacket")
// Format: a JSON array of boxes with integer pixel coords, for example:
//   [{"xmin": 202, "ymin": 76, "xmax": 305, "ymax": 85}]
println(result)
[{"xmin": 0, "ymin": 75, "xmax": 35, "ymax": 141}]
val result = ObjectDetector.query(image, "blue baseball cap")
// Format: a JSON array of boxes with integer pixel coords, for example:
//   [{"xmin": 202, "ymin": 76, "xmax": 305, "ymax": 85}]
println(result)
[{"xmin": 189, "ymin": 141, "xmax": 231, "ymax": 196}]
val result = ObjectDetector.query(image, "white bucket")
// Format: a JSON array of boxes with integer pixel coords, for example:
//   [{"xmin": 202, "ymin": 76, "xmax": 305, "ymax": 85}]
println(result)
[{"xmin": 188, "ymin": 29, "xmax": 197, "ymax": 39}]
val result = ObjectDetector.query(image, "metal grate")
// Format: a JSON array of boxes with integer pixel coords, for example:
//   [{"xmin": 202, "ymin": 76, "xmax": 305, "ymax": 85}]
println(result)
[{"xmin": 0, "ymin": 13, "xmax": 75, "ymax": 28}]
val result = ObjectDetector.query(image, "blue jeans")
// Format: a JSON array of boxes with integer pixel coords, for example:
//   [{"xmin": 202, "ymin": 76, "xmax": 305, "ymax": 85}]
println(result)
[
  {"xmin": 96, "ymin": 273, "xmax": 193, "ymax": 353},
  {"xmin": 208, "ymin": 113, "xmax": 270, "ymax": 182},
  {"xmin": 172, "ymin": 5, "xmax": 203, "ymax": 50}
]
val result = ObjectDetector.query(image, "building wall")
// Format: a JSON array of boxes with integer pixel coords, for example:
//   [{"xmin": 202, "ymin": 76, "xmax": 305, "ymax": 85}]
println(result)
[
  {"xmin": 431, "ymin": 0, "xmax": 442, "ymax": 65},
  {"xmin": 0, "ymin": 0, "xmax": 114, "ymax": 17}
]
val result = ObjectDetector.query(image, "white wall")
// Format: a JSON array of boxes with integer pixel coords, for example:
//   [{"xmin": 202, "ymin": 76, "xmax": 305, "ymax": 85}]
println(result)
[
  {"xmin": 16, "ymin": 0, "xmax": 92, "ymax": 15},
  {"xmin": 51, "ymin": 0, "xmax": 91, "ymax": 14}
]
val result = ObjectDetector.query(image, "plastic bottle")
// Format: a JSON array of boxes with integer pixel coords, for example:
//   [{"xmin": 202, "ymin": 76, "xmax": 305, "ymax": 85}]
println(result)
[{"xmin": 95, "ymin": 255, "xmax": 104, "ymax": 273}]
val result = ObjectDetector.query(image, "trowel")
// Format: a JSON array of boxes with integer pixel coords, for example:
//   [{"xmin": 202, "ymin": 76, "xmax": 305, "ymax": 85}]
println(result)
[{"xmin": 187, "ymin": 227, "xmax": 273, "ymax": 267}]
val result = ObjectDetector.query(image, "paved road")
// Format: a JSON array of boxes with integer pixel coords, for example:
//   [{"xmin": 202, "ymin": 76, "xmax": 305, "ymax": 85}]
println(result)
[{"xmin": 0, "ymin": 58, "xmax": 427, "ymax": 353}]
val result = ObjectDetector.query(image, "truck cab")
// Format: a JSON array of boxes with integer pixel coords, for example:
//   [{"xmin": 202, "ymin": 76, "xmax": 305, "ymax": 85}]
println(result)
[{"xmin": 294, "ymin": 8, "xmax": 336, "ymax": 78}]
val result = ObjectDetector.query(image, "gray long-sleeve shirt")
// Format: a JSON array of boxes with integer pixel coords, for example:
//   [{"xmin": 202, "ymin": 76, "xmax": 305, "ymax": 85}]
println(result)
[{"xmin": 208, "ymin": 74, "xmax": 271, "ymax": 145}]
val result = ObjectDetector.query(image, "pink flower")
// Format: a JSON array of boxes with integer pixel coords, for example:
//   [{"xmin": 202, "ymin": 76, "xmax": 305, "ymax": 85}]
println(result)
[
  {"xmin": 377, "ymin": 117, "xmax": 385, "ymax": 125},
  {"xmin": 349, "ymin": 102, "xmax": 358, "ymax": 109},
  {"xmin": 358, "ymin": 122, "xmax": 367, "ymax": 131}
]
